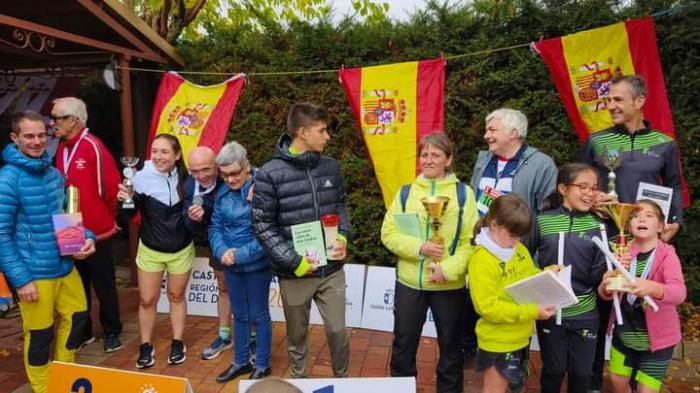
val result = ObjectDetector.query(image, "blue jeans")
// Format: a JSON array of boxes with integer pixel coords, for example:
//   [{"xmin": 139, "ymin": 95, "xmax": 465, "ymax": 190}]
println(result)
[{"xmin": 224, "ymin": 268, "xmax": 272, "ymax": 369}]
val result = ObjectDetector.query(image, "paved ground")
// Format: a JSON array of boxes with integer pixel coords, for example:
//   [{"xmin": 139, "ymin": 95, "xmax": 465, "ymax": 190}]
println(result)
[{"xmin": 1, "ymin": 275, "xmax": 698, "ymax": 392}]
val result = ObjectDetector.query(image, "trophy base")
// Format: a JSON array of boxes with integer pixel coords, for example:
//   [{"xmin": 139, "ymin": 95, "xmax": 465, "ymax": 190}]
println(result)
[
  {"xmin": 606, "ymin": 274, "xmax": 631, "ymax": 293},
  {"xmin": 122, "ymin": 201, "xmax": 135, "ymax": 209}
]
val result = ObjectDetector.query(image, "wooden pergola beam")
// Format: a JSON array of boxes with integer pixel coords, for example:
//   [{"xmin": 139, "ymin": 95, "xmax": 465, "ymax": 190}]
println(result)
[
  {"xmin": 76, "ymin": 0, "xmax": 162, "ymax": 61},
  {"xmin": 0, "ymin": 14, "xmax": 168, "ymax": 64}
]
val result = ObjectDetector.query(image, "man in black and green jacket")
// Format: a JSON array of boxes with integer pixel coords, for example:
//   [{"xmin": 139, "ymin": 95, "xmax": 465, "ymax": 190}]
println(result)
[{"xmin": 580, "ymin": 74, "xmax": 685, "ymax": 392}]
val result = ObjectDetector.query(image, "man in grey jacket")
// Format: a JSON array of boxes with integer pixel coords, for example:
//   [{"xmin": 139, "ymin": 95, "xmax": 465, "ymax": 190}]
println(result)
[
  {"xmin": 465, "ymin": 107, "xmax": 558, "ymax": 359},
  {"xmin": 470, "ymin": 108, "xmax": 558, "ymax": 251}
]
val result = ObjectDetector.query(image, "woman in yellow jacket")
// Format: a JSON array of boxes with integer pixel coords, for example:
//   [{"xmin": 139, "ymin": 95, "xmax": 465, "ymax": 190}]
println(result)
[{"xmin": 381, "ymin": 133, "xmax": 479, "ymax": 393}]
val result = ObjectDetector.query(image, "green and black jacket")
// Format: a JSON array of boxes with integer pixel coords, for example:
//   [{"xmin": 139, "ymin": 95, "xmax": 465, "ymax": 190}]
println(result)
[{"xmin": 535, "ymin": 207, "xmax": 607, "ymax": 328}]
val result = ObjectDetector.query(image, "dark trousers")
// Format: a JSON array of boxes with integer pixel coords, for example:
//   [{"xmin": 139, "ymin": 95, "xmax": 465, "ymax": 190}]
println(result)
[
  {"xmin": 75, "ymin": 238, "xmax": 122, "ymax": 338},
  {"xmin": 391, "ymin": 282, "xmax": 465, "ymax": 393},
  {"xmin": 461, "ymin": 289, "xmax": 478, "ymax": 353},
  {"xmin": 590, "ymin": 299, "xmax": 612, "ymax": 390},
  {"xmin": 537, "ymin": 320, "xmax": 598, "ymax": 393}
]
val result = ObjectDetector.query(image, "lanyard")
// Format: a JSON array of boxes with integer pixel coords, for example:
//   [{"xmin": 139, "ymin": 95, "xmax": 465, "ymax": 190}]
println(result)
[
  {"xmin": 193, "ymin": 180, "xmax": 216, "ymax": 197},
  {"xmin": 627, "ymin": 248, "xmax": 656, "ymax": 305},
  {"xmin": 62, "ymin": 129, "xmax": 88, "ymax": 176}
]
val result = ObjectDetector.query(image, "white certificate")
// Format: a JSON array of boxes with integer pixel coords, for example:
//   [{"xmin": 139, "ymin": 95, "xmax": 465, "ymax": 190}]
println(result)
[{"xmin": 636, "ymin": 182, "xmax": 673, "ymax": 222}]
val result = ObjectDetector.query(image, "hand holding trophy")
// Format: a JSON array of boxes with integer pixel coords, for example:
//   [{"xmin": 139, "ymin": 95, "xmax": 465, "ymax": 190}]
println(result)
[{"xmin": 120, "ymin": 156, "xmax": 139, "ymax": 209}]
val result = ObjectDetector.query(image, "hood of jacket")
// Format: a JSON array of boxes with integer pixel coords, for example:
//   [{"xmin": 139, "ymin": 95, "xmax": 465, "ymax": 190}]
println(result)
[
  {"xmin": 2, "ymin": 144, "xmax": 52, "ymax": 174},
  {"xmin": 273, "ymin": 133, "xmax": 321, "ymax": 169}
]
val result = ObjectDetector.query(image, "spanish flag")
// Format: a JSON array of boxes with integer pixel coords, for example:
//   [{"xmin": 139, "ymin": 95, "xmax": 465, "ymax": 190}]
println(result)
[
  {"xmin": 146, "ymin": 71, "xmax": 246, "ymax": 165},
  {"xmin": 532, "ymin": 17, "xmax": 674, "ymax": 141},
  {"xmin": 339, "ymin": 59, "xmax": 445, "ymax": 208},
  {"xmin": 533, "ymin": 17, "xmax": 689, "ymax": 206}
]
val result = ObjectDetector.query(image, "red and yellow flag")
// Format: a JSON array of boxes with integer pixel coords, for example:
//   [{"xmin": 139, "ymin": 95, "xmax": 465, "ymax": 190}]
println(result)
[
  {"xmin": 339, "ymin": 58, "xmax": 445, "ymax": 207},
  {"xmin": 533, "ymin": 17, "xmax": 688, "ymax": 206},
  {"xmin": 533, "ymin": 17, "xmax": 674, "ymax": 141},
  {"xmin": 146, "ymin": 71, "xmax": 245, "ymax": 165}
]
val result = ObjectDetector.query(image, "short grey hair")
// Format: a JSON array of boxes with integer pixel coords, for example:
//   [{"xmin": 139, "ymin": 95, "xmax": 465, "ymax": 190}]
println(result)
[
  {"xmin": 611, "ymin": 75, "xmax": 647, "ymax": 98},
  {"xmin": 215, "ymin": 141, "xmax": 249, "ymax": 167},
  {"xmin": 485, "ymin": 108, "xmax": 528, "ymax": 140},
  {"xmin": 53, "ymin": 97, "xmax": 88, "ymax": 124}
]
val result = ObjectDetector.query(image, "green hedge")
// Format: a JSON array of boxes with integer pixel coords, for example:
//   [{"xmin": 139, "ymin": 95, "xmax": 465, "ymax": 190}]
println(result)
[{"xmin": 175, "ymin": 0, "xmax": 700, "ymax": 302}]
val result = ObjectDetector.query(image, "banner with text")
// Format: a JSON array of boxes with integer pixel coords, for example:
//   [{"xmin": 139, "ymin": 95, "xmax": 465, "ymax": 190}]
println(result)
[{"xmin": 158, "ymin": 260, "xmax": 365, "ymax": 328}]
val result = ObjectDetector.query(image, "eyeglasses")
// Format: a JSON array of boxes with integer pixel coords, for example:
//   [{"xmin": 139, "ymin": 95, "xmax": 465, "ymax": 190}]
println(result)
[
  {"xmin": 49, "ymin": 114, "xmax": 72, "ymax": 122},
  {"xmin": 220, "ymin": 167, "xmax": 245, "ymax": 179},
  {"xmin": 568, "ymin": 183, "xmax": 600, "ymax": 194}
]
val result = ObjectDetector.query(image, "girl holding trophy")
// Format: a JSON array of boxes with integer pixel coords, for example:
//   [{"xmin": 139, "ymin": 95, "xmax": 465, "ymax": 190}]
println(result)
[
  {"xmin": 533, "ymin": 163, "xmax": 607, "ymax": 393},
  {"xmin": 117, "ymin": 134, "xmax": 194, "ymax": 369},
  {"xmin": 599, "ymin": 200, "xmax": 686, "ymax": 393}
]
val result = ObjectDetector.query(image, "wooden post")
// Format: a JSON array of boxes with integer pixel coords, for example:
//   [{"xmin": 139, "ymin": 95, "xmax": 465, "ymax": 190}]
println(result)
[{"xmin": 118, "ymin": 55, "xmax": 139, "ymax": 287}]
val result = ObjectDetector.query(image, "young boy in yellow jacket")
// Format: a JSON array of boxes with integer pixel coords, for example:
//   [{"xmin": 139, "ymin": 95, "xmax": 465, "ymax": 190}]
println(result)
[{"xmin": 469, "ymin": 194, "xmax": 556, "ymax": 392}]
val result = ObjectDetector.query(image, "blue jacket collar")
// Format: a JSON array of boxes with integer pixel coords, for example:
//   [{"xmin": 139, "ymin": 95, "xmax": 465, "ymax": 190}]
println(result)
[{"xmin": 2, "ymin": 144, "xmax": 52, "ymax": 174}]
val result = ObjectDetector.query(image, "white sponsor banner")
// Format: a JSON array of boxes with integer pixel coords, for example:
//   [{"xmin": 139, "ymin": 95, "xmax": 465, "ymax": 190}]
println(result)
[
  {"xmin": 159, "ymin": 260, "xmax": 365, "ymax": 328},
  {"xmin": 239, "ymin": 377, "xmax": 415, "ymax": 392},
  {"xmin": 157, "ymin": 257, "xmax": 219, "ymax": 316},
  {"xmin": 270, "ymin": 264, "xmax": 365, "ymax": 328},
  {"xmin": 360, "ymin": 266, "xmax": 436, "ymax": 338}
]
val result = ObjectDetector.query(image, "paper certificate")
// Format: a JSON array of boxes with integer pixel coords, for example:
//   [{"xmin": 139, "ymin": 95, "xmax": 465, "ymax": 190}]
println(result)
[
  {"xmin": 505, "ymin": 267, "xmax": 578, "ymax": 308},
  {"xmin": 291, "ymin": 221, "xmax": 328, "ymax": 267},
  {"xmin": 636, "ymin": 182, "xmax": 673, "ymax": 222},
  {"xmin": 393, "ymin": 212, "xmax": 422, "ymax": 239}
]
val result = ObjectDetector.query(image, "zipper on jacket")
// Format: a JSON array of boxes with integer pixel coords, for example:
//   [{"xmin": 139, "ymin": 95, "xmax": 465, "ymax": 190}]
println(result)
[
  {"xmin": 630, "ymin": 132, "xmax": 636, "ymax": 159},
  {"xmin": 166, "ymin": 174, "xmax": 173, "ymax": 205},
  {"xmin": 306, "ymin": 168, "xmax": 320, "ymax": 219},
  {"xmin": 566, "ymin": 210, "xmax": 574, "ymax": 265}
]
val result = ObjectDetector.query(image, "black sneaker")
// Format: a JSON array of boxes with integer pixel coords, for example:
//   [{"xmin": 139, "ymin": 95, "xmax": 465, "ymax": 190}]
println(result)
[
  {"xmin": 77, "ymin": 335, "xmax": 96, "ymax": 351},
  {"xmin": 168, "ymin": 339, "xmax": 187, "ymax": 365},
  {"xmin": 104, "ymin": 334, "xmax": 123, "ymax": 353},
  {"xmin": 136, "ymin": 343, "xmax": 155, "ymax": 369}
]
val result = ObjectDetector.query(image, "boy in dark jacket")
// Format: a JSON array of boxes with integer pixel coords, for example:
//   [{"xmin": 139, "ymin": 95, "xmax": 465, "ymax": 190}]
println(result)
[{"xmin": 252, "ymin": 102, "xmax": 351, "ymax": 378}]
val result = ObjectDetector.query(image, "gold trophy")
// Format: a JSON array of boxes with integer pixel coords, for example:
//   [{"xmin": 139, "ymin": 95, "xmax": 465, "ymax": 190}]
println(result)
[
  {"xmin": 65, "ymin": 185, "xmax": 80, "ymax": 214},
  {"xmin": 421, "ymin": 196, "xmax": 450, "ymax": 262},
  {"xmin": 604, "ymin": 202, "xmax": 639, "ymax": 292}
]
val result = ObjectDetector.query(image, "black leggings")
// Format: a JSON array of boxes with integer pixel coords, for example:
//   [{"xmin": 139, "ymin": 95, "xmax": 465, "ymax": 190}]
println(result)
[{"xmin": 537, "ymin": 319, "xmax": 598, "ymax": 393}]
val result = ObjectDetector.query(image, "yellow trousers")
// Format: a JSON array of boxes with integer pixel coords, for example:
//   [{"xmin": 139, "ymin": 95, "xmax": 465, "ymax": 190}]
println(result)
[{"xmin": 18, "ymin": 268, "xmax": 87, "ymax": 393}]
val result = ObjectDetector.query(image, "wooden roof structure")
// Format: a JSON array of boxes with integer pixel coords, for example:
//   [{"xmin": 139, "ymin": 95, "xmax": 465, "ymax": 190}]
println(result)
[
  {"xmin": 1, "ymin": 0, "xmax": 183, "ymax": 70},
  {"xmin": 1, "ymin": 1, "xmax": 183, "ymax": 275}
]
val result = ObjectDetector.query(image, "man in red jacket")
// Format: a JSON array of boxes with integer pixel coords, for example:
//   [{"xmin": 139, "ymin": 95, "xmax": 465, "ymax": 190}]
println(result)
[{"xmin": 51, "ymin": 97, "xmax": 123, "ymax": 353}]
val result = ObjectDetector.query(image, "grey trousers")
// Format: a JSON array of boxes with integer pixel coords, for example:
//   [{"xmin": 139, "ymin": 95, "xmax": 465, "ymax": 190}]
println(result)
[{"xmin": 279, "ymin": 268, "xmax": 349, "ymax": 378}]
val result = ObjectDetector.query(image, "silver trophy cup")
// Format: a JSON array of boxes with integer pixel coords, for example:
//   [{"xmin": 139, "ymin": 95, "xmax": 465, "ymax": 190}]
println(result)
[{"xmin": 120, "ymin": 156, "xmax": 140, "ymax": 209}]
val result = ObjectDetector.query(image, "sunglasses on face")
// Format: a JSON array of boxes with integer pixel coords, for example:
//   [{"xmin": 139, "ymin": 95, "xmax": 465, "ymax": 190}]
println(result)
[{"xmin": 49, "ymin": 114, "xmax": 72, "ymax": 122}]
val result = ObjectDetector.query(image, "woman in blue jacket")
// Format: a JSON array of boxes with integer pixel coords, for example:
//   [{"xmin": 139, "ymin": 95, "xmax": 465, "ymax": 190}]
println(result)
[{"xmin": 209, "ymin": 141, "xmax": 272, "ymax": 383}]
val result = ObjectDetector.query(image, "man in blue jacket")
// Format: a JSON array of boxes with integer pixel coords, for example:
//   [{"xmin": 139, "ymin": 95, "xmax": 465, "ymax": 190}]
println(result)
[{"xmin": 0, "ymin": 110, "xmax": 96, "ymax": 393}]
